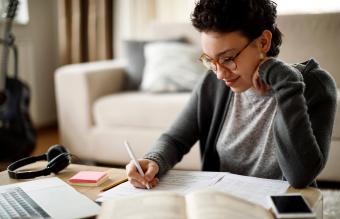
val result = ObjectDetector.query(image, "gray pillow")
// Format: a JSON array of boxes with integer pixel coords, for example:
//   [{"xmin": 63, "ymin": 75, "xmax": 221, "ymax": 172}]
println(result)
[{"xmin": 123, "ymin": 37, "xmax": 187, "ymax": 90}]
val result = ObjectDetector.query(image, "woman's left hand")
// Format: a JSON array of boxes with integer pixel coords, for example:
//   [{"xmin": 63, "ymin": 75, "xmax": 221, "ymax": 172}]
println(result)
[{"xmin": 252, "ymin": 57, "xmax": 272, "ymax": 95}]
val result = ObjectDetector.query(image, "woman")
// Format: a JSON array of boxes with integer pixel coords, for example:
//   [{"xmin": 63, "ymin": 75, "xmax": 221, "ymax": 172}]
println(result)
[{"xmin": 126, "ymin": 0, "xmax": 337, "ymax": 188}]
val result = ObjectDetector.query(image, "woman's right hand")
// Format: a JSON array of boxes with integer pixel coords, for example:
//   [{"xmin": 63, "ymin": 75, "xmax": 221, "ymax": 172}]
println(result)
[{"xmin": 126, "ymin": 159, "xmax": 160, "ymax": 189}]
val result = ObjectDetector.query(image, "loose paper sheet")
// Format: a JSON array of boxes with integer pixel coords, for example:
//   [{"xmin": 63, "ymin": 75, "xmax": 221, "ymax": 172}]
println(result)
[
  {"xmin": 96, "ymin": 170, "xmax": 289, "ymax": 209},
  {"xmin": 209, "ymin": 172, "xmax": 289, "ymax": 209},
  {"xmin": 97, "ymin": 170, "xmax": 224, "ymax": 202}
]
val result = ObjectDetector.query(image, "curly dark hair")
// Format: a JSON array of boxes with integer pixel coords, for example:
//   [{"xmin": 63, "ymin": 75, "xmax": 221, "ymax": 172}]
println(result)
[{"xmin": 191, "ymin": 0, "xmax": 282, "ymax": 57}]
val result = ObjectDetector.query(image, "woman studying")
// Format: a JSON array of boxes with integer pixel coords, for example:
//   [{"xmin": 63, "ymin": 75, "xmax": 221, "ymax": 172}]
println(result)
[{"xmin": 126, "ymin": 0, "xmax": 337, "ymax": 189}]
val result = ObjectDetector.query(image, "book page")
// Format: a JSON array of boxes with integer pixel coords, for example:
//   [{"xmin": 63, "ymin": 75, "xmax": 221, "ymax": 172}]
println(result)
[
  {"xmin": 97, "ymin": 192, "xmax": 187, "ymax": 219},
  {"xmin": 185, "ymin": 189, "xmax": 274, "ymax": 219}
]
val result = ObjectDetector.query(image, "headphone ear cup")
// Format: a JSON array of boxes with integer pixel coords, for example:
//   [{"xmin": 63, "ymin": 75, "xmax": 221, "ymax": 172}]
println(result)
[
  {"xmin": 46, "ymin": 144, "xmax": 68, "ymax": 162},
  {"xmin": 47, "ymin": 153, "xmax": 71, "ymax": 174}
]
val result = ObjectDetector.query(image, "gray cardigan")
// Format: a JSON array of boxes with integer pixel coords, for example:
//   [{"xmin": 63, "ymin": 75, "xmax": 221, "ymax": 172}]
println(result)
[{"xmin": 144, "ymin": 58, "xmax": 337, "ymax": 188}]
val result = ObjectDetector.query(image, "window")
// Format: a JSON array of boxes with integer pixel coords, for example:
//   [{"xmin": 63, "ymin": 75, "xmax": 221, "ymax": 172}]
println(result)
[{"xmin": 0, "ymin": 0, "xmax": 29, "ymax": 25}]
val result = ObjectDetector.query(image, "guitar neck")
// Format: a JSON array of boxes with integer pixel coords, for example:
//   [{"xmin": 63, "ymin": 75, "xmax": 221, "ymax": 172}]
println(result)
[
  {"xmin": 0, "ymin": 19, "xmax": 14, "ymax": 89},
  {"xmin": 0, "ymin": 0, "xmax": 18, "ymax": 91}
]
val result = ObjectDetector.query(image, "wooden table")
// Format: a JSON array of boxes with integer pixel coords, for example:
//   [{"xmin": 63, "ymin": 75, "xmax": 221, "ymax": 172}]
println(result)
[
  {"xmin": 0, "ymin": 162, "xmax": 323, "ymax": 219},
  {"xmin": 0, "ymin": 161, "xmax": 126, "ymax": 201}
]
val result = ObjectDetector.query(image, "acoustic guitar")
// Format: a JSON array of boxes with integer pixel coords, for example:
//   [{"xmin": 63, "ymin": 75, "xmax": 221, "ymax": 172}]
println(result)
[{"xmin": 0, "ymin": 0, "xmax": 36, "ymax": 161}]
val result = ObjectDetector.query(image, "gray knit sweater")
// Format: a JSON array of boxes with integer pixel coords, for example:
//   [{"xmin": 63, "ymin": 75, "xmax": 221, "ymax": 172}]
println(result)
[
  {"xmin": 144, "ymin": 58, "xmax": 338, "ymax": 188},
  {"xmin": 216, "ymin": 88, "xmax": 281, "ymax": 179}
]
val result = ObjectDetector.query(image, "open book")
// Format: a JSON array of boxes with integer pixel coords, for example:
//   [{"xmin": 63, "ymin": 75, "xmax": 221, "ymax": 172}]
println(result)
[{"xmin": 97, "ymin": 189, "xmax": 274, "ymax": 219}]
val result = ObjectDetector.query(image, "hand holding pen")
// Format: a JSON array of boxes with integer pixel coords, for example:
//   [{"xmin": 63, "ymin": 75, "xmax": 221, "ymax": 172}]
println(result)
[{"xmin": 125, "ymin": 141, "xmax": 160, "ymax": 189}]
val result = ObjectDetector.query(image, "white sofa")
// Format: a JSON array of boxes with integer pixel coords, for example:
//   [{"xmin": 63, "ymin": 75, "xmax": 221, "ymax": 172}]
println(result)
[{"xmin": 55, "ymin": 13, "xmax": 340, "ymax": 181}]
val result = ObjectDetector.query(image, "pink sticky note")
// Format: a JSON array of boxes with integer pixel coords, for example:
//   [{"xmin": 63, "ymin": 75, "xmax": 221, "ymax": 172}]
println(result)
[{"xmin": 68, "ymin": 171, "xmax": 107, "ymax": 183}]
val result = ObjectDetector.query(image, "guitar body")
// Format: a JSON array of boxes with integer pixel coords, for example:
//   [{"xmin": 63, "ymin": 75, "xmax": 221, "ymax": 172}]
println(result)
[
  {"xmin": 0, "ymin": 77, "xmax": 36, "ymax": 161},
  {"xmin": 0, "ymin": 0, "xmax": 36, "ymax": 161}
]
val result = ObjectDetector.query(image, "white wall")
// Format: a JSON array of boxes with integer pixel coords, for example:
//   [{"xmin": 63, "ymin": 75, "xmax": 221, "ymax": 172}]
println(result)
[
  {"xmin": 113, "ymin": 0, "xmax": 196, "ymax": 58},
  {"xmin": 0, "ymin": 0, "xmax": 59, "ymax": 127},
  {"xmin": 155, "ymin": 0, "xmax": 196, "ymax": 23},
  {"xmin": 275, "ymin": 0, "xmax": 340, "ymax": 14}
]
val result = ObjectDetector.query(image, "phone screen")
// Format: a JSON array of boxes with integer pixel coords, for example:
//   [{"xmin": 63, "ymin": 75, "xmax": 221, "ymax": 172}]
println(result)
[{"xmin": 270, "ymin": 195, "xmax": 312, "ymax": 213}]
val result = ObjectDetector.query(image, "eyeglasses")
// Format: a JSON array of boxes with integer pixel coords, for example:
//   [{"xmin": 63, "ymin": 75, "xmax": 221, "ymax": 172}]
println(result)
[{"xmin": 199, "ymin": 40, "xmax": 253, "ymax": 72}]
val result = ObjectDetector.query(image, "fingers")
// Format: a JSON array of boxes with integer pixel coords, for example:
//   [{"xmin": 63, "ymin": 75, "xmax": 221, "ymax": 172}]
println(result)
[
  {"xmin": 252, "ymin": 67, "xmax": 270, "ymax": 96},
  {"xmin": 149, "ymin": 177, "xmax": 159, "ymax": 188},
  {"xmin": 252, "ymin": 71, "xmax": 261, "ymax": 90},
  {"xmin": 130, "ymin": 177, "xmax": 159, "ymax": 189},
  {"xmin": 129, "ymin": 178, "xmax": 145, "ymax": 188},
  {"xmin": 251, "ymin": 55, "xmax": 273, "ymax": 95},
  {"xmin": 144, "ymin": 161, "xmax": 159, "ymax": 182},
  {"xmin": 126, "ymin": 159, "xmax": 159, "ymax": 189},
  {"xmin": 126, "ymin": 161, "xmax": 145, "ymax": 184}
]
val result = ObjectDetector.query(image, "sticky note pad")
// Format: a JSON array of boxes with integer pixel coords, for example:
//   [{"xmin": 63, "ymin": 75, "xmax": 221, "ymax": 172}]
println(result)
[{"xmin": 68, "ymin": 171, "xmax": 108, "ymax": 186}]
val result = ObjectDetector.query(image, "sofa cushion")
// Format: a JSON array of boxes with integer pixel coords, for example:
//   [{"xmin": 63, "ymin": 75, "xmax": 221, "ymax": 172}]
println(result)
[
  {"xmin": 93, "ymin": 89, "xmax": 340, "ymax": 138},
  {"xmin": 93, "ymin": 92, "xmax": 191, "ymax": 129},
  {"xmin": 141, "ymin": 42, "xmax": 206, "ymax": 93},
  {"xmin": 123, "ymin": 37, "xmax": 187, "ymax": 90}
]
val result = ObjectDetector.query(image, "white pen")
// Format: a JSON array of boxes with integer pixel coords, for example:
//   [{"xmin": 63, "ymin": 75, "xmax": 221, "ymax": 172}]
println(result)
[{"xmin": 124, "ymin": 140, "xmax": 151, "ymax": 189}]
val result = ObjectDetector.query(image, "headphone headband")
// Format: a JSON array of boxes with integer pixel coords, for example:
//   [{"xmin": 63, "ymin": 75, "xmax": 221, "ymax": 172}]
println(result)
[{"xmin": 7, "ymin": 145, "xmax": 71, "ymax": 179}]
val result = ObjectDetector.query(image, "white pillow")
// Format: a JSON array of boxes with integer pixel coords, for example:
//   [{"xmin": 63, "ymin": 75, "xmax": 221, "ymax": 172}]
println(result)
[{"xmin": 140, "ymin": 42, "xmax": 206, "ymax": 93}]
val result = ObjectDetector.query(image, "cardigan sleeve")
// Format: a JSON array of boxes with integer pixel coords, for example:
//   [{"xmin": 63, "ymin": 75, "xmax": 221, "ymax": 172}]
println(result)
[
  {"xmin": 143, "ymin": 75, "xmax": 205, "ymax": 176},
  {"xmin": 259, "ymin": 58, "xmax": 337, "ymax": 188}
]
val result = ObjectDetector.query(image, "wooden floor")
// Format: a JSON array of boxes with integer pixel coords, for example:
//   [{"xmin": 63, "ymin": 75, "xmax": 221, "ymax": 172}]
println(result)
[
  {"xmin": 0, "ymin": 126, "xmax": 59, "ymax": 171},
  {"xmin": 32, "ymin": 125, "xmax": 60, "ymax": 156}
]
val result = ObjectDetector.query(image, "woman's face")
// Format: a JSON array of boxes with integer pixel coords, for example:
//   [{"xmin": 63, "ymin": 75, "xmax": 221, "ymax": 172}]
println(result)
[{"xmin": 201, "ymin": 31, "xmax": 262, "ymax": 93}]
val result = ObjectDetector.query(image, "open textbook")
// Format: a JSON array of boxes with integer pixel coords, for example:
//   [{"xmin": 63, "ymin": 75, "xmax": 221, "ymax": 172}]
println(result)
[
  {"xmin": 97, "ymin": 189, "xmax": 274, "ymax": 219},
  {"xmin": 97, "ymin": 170, "xmax": 289, "ymax": 209}
]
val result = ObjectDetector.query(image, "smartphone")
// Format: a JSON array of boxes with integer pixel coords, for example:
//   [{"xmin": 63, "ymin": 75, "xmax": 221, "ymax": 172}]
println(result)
[{"xmin": 268, "ymin": 193, "xmax": 316, "ymax": 218}]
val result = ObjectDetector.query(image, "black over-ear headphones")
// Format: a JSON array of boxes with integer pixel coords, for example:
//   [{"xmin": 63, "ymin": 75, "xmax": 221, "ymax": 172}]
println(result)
[{"xmin": 7, "ymin": 144, "xmax": 71, "ymax": 179}]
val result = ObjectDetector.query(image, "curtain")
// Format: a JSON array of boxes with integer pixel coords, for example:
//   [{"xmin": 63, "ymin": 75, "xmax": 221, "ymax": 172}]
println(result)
[{"xmin": 58, "ymin": 0, "xmax": 113, "ymax": 65}]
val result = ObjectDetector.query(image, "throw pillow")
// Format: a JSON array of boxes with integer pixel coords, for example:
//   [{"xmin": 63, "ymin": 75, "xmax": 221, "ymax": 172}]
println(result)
[
  {"xmin": 141, "ymin": 42, "xmax": 206, "ymax": 93},
  {"xmin": 123, "ymin": 37, "xmax": 187, "ymax": 90}
]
